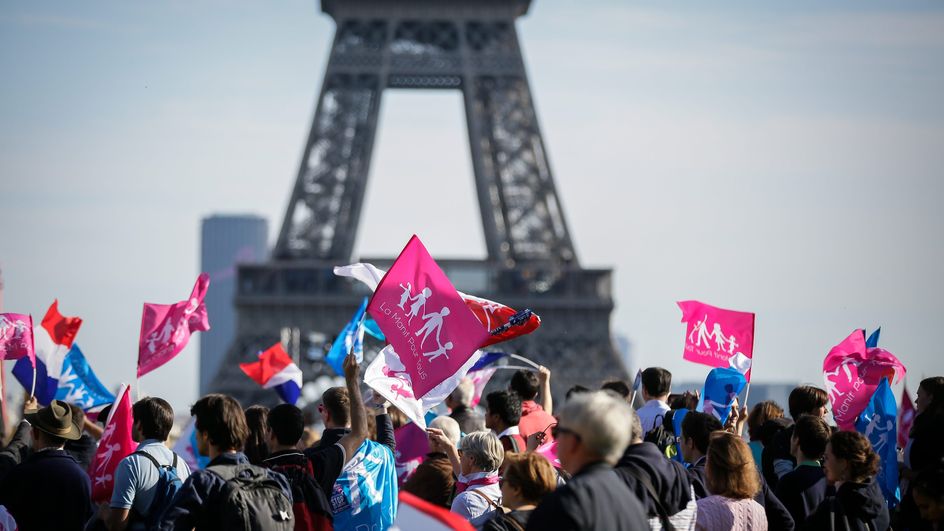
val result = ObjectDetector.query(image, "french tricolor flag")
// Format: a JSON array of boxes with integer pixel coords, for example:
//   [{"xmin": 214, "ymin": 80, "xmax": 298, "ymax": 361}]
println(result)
[
  {"xmin": 12, "ymin": 300, "xmax": 82, "ymax": 404},
  {"xmin": 239, "ymin": 343, "xmax": 303, "ymax": 405}
]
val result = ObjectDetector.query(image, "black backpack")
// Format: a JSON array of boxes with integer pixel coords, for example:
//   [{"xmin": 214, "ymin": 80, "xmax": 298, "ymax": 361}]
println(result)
[
  {"xmin": 265, "ymin": 454, "xmax": 334, "ymax": 531},
  {"xmin": 206, "ymin": 463, "xmax": 294, "ymax": 531},
  {"xmin": 644, "ymin": 413, "xmax": 677, "ymax": 458},
  {"xmin": 130, "ymin": 450, "xmax": 183, "ymax": 529}
]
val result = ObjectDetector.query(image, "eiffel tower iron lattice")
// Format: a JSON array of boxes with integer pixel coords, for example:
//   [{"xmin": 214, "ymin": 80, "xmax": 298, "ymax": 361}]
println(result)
[{"xmin": 209, "ymin": 0, "xmax": 628, "ymax": 406}]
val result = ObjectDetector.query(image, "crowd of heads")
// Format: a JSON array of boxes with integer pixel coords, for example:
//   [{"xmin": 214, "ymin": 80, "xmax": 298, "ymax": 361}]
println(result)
[{"xmin": 2, "ymin": 358, "xmax": 942, "ymax": 531}]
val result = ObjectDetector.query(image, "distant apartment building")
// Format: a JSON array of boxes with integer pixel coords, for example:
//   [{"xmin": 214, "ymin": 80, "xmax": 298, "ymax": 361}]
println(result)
[{"xmin": 199, "ymin": 215, "xmax": 268, "ymax": 395}]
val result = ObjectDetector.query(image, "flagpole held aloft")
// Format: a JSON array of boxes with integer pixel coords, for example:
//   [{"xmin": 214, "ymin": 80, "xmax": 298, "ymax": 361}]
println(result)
[
  {"xmin": 508, "ymin": 354, "xmax": 540, "ymax": 370},
  {"xmin": 29, "ymin": 315, "xmax": 36, "ymax": 398}
]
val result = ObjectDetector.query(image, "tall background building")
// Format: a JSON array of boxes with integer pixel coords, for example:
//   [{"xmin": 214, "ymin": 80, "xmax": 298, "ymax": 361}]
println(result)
[{"xmin": 200, "ymin": 215, "xmax": 268, "ymax": 395}]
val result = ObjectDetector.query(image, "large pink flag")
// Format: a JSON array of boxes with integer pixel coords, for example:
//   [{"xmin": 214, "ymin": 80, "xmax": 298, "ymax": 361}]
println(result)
[
  {"xmin": 138, "ymin": 274, "xmax": 211, "ymax": 377},
  {"xmin": 678, "ymin": 300, "xmax": 755, "ymax": 381},
  {"xmin": 0, "ymin": 313, "xmax": 34, "ymax": 367},
  {"xmin": 822, "ymin": 329, "xmax": 906, "ymax": 431},
  {"xmin": 367, "ymin": 236, "xmax": 489, "ymax": 398},
  {"xmin": 90, "ymin": 384, "xmax": 135, "ymax": 503}
]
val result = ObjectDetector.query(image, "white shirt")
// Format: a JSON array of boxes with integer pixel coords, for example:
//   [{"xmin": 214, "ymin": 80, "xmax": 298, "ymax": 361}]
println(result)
[
  {"xmin": 636, "ymin": 399, "xmax": 671, "ymax": 434},
  {"xmin": 496, "ymin": 426, "xmax": 520, "ymax": 439},
  {"xmin": 451, "ymin": 471, "xmax": 502, "ymax": 527}
]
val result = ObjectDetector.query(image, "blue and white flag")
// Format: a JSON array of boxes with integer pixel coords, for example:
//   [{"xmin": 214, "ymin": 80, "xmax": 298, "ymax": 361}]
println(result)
[
  {"xmin": 855, "ymin": 377, "xmax": 900, "ymax": 508},
  {"xmin": 326, "ymin": 298, "xmax": 368, "ymax": 376},
  {"xmin": 330, "ymin": 439, "xmax": 398, "ymax": 530},
  {"xmin": 699, "ymin": 367, "xmax": 747, "ymax": 425},
  {"xmin": 13, "ymin": 343, "xmax": 114, "ymax": 409}
]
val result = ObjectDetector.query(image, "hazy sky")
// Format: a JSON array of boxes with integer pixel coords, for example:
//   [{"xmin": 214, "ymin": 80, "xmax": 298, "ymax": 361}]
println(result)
[{"xmin": 2, "ymin": 1, "xmax": 943, "ymax": 412}]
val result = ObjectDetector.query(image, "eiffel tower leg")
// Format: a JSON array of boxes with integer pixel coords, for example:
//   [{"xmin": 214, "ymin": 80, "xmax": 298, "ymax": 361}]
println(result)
[
  {"xmin": 275, "ymin": 72, "xmax": 384, "ymax": 261},
  {"xmin": 464, "ymin": 74, "xmax": 577, "ymax": 266}
]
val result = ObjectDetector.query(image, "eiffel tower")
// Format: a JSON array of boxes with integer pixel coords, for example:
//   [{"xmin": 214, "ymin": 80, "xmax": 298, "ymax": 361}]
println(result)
[{"xmin": 209, "ymin": 0, "xmax": 628, "ymax": 406}]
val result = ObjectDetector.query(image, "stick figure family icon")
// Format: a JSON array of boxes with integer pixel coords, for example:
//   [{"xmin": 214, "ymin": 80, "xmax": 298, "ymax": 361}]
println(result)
[
  {"xmin": 688, "ymin": 314, "xmax": 741, "ymax": 356},
  {"xmin": 396, "ymin": 282, "xmax": 453, "ymax": 363},
  {"xmin": 0, "ymin": 315, "xmax": 31, "ymax": 354}
]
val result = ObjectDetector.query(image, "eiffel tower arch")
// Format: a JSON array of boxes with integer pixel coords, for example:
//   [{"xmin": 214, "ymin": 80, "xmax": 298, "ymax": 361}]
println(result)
[{"xmin": 209, "ymin": 0, "xmax": 628, "ymax": 406}]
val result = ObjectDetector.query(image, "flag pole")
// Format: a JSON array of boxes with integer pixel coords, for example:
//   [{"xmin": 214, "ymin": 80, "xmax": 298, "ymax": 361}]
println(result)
[
  {"xmin": 509, "ymin": 354, "xmax": 540, "ymax": 370},
  {"xmin": 495, "ymin": 365, "xmax": 537, "ymax": 372},
  {"xmin": 743, "ymin": 382, "xmax": 751, "ymax": 409},
  {"xmin": 29, "ymin": 314, "xmax": 36, "ymax": 398}
]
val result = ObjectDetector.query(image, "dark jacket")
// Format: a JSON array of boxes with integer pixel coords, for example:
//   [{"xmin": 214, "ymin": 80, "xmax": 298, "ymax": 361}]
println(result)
[
  {"xmin": 157, "ymin": 452, "xmax": 293, "ymax": 531},
  {"xmin": 65, "ymin": 433, "xmax": 97, "ymax": 470},
  {"xmin": 261, "ymin": 450, "xmax": 334, "ymax": 530},
  {"xmin": 484, "ymin": 509, "xmax": 532, "ymax": 531},
  {"xmin": 806, "ymin": 479, "xmax": 890, "ymax": 531},
  {"xmin": 401, "ymin": 452, "xmax": 456, "ymax": 508},
  {"xmin": 0, "ymin": 421, "xmax": 32, "ymax": 481},
  {"xmin": 614, "ymin": 442, "xmax": 693, "ymax": 518},
  {"xmin": 315, "ymin": 413, "xmax": 396, "ymax": 453},
  {"xmin": 526, "ymin": 462, "xmax": 649, "ymax": 531},
  {"xmin": 775, "ymin": 464, "xmax": 831, "ymax": 529},
  {"xmin": 0, "ymin": 448, "xmax": 93, "ymax": 531},
  {"xmin": 689, "ymin": 455, "xmax": 795, "ymax": 531}
]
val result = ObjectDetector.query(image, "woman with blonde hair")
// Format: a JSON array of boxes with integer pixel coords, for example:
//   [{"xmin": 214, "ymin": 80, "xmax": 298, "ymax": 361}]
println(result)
[
  {"xmin": 696, "ymin": 431, "xmax": 767, "ymax": 530},
  {"xmin": 484, "ymin": 452, "xmax": 557, "ymax": 531}
]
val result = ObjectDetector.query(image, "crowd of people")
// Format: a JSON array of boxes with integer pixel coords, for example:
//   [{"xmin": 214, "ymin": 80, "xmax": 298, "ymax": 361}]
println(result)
[{"xmin": 0, "ymin": 351, "xmax": 940, "ymax": 531}]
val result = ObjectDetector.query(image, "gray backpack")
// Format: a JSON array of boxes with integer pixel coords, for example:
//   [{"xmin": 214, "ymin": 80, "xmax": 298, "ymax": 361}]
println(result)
[{"xmin": 206, "ymin": 463, "xmax": 294, "ymax": 531}]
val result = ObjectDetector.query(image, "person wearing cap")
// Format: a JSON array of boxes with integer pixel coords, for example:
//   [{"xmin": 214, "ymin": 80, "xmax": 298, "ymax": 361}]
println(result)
[{"xmin": 0, "ymin": 399, "xmax": 93, "ymax": 531}]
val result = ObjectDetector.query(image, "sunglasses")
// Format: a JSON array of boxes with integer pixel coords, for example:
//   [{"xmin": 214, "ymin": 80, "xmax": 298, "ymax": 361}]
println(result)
[{"xmin": 551, "ymin": 424, "xmax": 579, "ymax": 440}]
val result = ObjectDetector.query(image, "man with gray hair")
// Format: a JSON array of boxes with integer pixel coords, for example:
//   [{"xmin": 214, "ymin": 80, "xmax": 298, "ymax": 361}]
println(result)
[
  {"xmin": 527, "ymin": 391, "xmax": 649, "ymax": 530},
  {"xmin": 447, "ymin": 377, "xmax": 486, "ymax": 433}
]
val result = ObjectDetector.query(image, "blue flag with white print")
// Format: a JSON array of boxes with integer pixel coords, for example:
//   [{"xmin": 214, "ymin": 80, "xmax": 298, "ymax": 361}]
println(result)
[
  {"xmin": 855, "ymin": 377, "xmax": 900, "ymax": 508},
  {"xmin": 13, "ymin": 343, "xmax": 114, "ymax": 409},
  {"xmin": 326, "ymin": 297, "xmax": 368, "ymax": 376}
]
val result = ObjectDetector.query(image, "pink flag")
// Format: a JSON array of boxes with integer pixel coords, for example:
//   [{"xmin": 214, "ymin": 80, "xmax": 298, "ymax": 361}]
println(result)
[
  {"xmin": 898, "ymin": 386, "xmax": 915, "ymax": 449},
  {"xmin": 367, "ymin": 236, "xmax": 489, "ymax": 398},
  {"xmin": 678, "ymin": 300, "xmax": 755, "ymax": 381},
  {"xmin": 0, "ymin": 313, "xmax": 34, "ymax": 367},
  {"xmin": 394, "ymin": 423, "xmax": 429, "ymax": 485},
  {"xmin": 365, "ymin": 345, "xmax": 483, "ymax": 429},
  {"xmin": 822, "ymin": 329, "xmax": 906, "ymax": 431},
  {"xmin": 90, "ymin": 384, "xmax": 135, "ymax": 503},
  {"xmin": 138, "ymin": 274, "xmax": 211, "ymax": 378},
  {"xmin": 535, "ymin": 439, "xmax": 561, "ymax": 469},
  {"xmin": 468, "ymin": 368, "xmax": 497, "ymax": 408}
]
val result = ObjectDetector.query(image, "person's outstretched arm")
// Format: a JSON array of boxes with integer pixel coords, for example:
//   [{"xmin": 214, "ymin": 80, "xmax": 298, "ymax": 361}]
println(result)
[
  {"xmin": 338, "ymin": 352, "xmax": 368, "ymax": 463},
  {"xmin": 538, "ymin": 366, "xmax": 553, "ymax": 415}
]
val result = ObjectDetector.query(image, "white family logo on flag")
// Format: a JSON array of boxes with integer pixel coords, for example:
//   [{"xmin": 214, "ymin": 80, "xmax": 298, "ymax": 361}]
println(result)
[
  {"xmin": 144, "ymin": 296, "xmax": 200, "ymax": 356},
  {"xmin": 0, "ymin": 316, "xmax": 29, "ymax": 345},
  {"xmin": 381, "ymin": 283, "xmax": 454, "ymax": 365},
  {"xmin": 58, "ymin": 364, "xmax": 94, "ymax": 408},
  {"xmin": 688, "ymin": 314, "xmax": 741, "ymax": 356},
  {"xmin": 824, "ymin": 361, "xmax": 858, "ymax": 404},
  {"xmin": 863, "ymin": 413, "xmax": 893, "ymax": 453}
]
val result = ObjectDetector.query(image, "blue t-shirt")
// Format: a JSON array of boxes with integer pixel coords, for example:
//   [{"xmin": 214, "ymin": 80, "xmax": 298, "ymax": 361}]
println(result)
[
  {"xmin": 111, "ymin": 440, "xmax": 192, "ymax": 515},
  {"xmin": 330, "ymin": 439, "xmax": 398, "ymax": 530}
]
